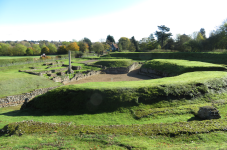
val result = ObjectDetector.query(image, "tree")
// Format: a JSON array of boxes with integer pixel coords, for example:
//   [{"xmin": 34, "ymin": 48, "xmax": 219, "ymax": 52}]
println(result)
[
  {"xmin": 102, "ymin": 43, "xmax": 111, "ymax": 50},
  {"xmin": 32, "ymin": 44, "xmax": 41, "ymax": 55},
  {"xmin": 83, "ymin": 37, "xmax": 92, "ymax": 52},
  {"xmin": 12, "ymin": 44, "xmax": 27, "ymax": 56},
  {"xmin": 66, "ymin": 42, "xmax": 80, "ymax": 51},
  {"xmin": 26, "ymin": 47, "xmax": 33, "ymax": 55},
  {"xmin": 174, "ymin": 34, "xmax": 191, "ymax": 51},
  {"xmin": 199, "ymin": 28, "xmax": 206, "ymax": 39},
  {"xmin": 148, "ymin": 33, "xmax": 155, "ymax": 41},
  {"xmin": 130, "ymin": 36, "xmax": 139, "ymax": 52},
  {"xmin": 78, "ymin": 41, "xmax": 89, "ymax": 53},
  {"xmin": 147, "ymin": 40, "xmax": 159, "ymax": 50},
  {"xmin": 57, "ymin": 45, "xmax": 67, "ymax": 54},
  {"xmin": 128, "ymin": 42, "xmax": 136, "ymax": 52},
  {"xmin": 61, "ymin": 41, "xmax": 70, "ymax": 46},
  {"xmin": 106, "ymin": 35, "xmax": 115, "ymax": 43},
  {"xmin": 196, "ymin": 32, "xmax": 205, "ymax": 41},
  {"xmin": 93, "ymin": 42, "xmax": 104, "ymax": 56},
  {"xmin": 118, "ymin": 37, "xmax": 130, "ymax": 50},
  {"xmin": 0, "ymin": 43, "xmax": 12, "ymax": 55},
  {"xmin": 155, "ymin": 25, "xmax": 172, "ymax": 48},
  {"xmin": 39, "ymin": 43, "xmax": 46, "ymax": 49},
  {"xmin": 118, "ymin": 43, "xmax": 122, "ymax": 52},
  {"xmin": 41, "ymin": 47, "xmax": 50, "ymax": 54},
  {"xmin": 47, "ymin": 43, "xmax": 57, "ymax": 54}
]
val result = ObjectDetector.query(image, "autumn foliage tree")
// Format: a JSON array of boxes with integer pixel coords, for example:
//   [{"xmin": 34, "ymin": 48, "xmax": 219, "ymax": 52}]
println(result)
[
  {"xmin": 41, "ymin": 47, "xmax": 50, "ymax": 54},
  {"xmin": 67, "ymin": 42, "xmax": 80, "ymax": 51},
  {"xmin": 78, "ymin": 41, "xmax": 89, "ymax": 52},
  {"xmin": 57, "ymin": 45, "xmax": 67, "ymax": 54}
]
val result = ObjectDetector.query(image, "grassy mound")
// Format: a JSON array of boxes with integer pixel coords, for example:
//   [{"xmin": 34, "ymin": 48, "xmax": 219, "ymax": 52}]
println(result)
[
  {"xmin": 92, "ymin": 59, "xmax": 134, "ymax": 68},
  {"xmin": 142, "ymin": 59, "xmax": 226, "ymax": 76},
  {"xmin": 101, "ymin": 52, "xmax": 227, "ymax": 65},
  {"xmin": 25, "ymin": 71, "xmax": 227, "ymax": 112}
]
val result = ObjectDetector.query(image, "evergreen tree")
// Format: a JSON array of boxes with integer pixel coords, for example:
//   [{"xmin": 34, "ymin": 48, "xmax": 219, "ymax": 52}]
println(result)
[
  {"xmin": 106, "ymin": 35, "xmax": 115, "ymax": 43},
  {"xmin": 130, "ymin": 36, "xmax": 139, "ymax": 52},
  {"xmin": 199, "ymin": 28, "xmax": 206, "ymax": 39},
  {"xmin": 155, "ymin": 25, "xmax": 172, "ymax": 48}
]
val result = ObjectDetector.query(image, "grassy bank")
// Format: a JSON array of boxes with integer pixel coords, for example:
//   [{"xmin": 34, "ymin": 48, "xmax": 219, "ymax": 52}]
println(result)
[
  {"xmin": 24, "ymin": 71, "xmax": 227, "ymax": 113},
  {"xmin": 102, "ymin": 52, "xmax": 227, "ymax": 65},
  {"xmin": 142, "ymin": 59, "xmax": 226, "ymax": 76},
  {"xmin": 92, "ymin": 59, "xmax": 134, "ymax": 67}
]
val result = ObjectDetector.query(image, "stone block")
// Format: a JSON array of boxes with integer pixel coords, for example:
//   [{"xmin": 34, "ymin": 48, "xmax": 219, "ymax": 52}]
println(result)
[{"xmin": 197, "ymin": 106, "xmax": 221, "ymax": 119}]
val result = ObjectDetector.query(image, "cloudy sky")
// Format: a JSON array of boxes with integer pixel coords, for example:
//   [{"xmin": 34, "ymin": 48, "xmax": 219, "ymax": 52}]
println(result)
[{"xmin": 0, "ymin": 0, "xmax": 226, "ymax": 42}]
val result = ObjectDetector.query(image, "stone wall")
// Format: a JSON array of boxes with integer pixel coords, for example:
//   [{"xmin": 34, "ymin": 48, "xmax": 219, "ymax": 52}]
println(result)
[
  {"xmin": 53, "ymin": 70, "xmax": 101, "ymax": 84},
  {"xmin": 105, "ymin": 62, "xmax": 139, "ymax": 74},
  {"xmin": 0, "ymin": 86, "xmax": 60, "ymax": 108}
]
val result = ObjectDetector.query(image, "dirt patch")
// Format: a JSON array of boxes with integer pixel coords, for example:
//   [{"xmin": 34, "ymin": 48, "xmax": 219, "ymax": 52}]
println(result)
[{"xmin": 65, "ymin": 67, "xmax": 151, "ymax": 85}]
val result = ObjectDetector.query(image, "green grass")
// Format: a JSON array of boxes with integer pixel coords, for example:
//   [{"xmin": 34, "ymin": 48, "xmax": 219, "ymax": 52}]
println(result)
[
  {"xmin": 64, "ymin": 71, "xmax": 227, "ymax": 88},
  {"xmin": 0, "ymin": 58, "xmax": 102, "ymax": 98},
  {"xmin": 0, "ymin": 132, "xmax": 227, "ymax": 149},
  {"xmin": 0, "ymin": 100, "xmax": 227, "ymax": 149},
  {"xmin": 0, "ymin": 62, "xmax": 62, "ymax": 98},
  {"xmin": 1, "ymin": 56, "xmax": 227, "ymax": 149},
  {"xmin": 142, "ymin": 59, "xmax": 226, "ymax": 76},
  {"xmin": 92, "ymin": 59, "xmax": 134, "ymax": 67},
  {"xmin": 0, "ymin": 56, "xmax": 41, "ymax": 59}
]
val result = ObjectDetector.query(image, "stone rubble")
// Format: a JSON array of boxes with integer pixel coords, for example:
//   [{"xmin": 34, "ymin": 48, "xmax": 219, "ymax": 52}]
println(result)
[{"xmin": 0, "ymin": 86, "xmax": 60, "ymax": 108}]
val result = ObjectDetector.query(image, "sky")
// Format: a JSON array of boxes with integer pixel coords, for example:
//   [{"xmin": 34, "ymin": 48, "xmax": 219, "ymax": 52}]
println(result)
[{"xmin": 0, "ymin": 0, "xmax": 227, "ymax": 42}]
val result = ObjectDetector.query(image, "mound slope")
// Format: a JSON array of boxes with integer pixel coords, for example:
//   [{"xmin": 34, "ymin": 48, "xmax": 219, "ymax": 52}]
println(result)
[{"xmin": 25, "ymin": 71, "xmax": 227, "ymax": 113}]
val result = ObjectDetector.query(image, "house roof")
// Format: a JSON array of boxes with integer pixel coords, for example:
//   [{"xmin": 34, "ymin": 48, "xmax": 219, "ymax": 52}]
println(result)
[{"xmin": 112, "ymin": 43, "xmax": 118, "ymax": 48}]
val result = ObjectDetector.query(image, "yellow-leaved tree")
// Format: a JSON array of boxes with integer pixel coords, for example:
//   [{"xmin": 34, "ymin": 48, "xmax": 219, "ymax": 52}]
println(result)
[{"xmin": 66, "ymin": 42, "xmax": 80, "ymax": 51}]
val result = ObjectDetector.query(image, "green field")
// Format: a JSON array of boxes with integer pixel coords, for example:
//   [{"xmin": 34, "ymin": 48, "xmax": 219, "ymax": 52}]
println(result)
[{"xmin": 1, "ymin": 53, "xmax": 227, "ymax": 149}]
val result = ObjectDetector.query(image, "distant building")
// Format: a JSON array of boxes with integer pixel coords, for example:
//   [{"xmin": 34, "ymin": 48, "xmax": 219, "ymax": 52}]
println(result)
[{"xmin": 111, "ymin": 43, "xmax": 119, "ymax": 51}]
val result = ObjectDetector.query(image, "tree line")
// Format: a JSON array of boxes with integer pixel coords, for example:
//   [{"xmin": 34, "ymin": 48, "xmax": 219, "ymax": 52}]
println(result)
[{"xmin": 0, "ymin": 19, "xmax": 227, "ymax": 56}]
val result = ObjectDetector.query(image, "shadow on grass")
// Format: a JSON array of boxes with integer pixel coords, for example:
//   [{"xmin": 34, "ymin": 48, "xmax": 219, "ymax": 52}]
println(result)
[
  {"xmin": 126, "ymin": 68, "xmax": 152, "ymax": 80},
  {"xmin": 0, "ymin": 109, "xmax": 100, "ymax": 117},
  {"xmin": 187, "ymin": 116, "xmax": 202, "ymax": 121}
]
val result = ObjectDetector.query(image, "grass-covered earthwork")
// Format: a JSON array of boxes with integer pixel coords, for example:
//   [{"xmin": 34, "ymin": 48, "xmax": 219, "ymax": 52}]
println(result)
[
  {"xmin": 142, "ymin": 59, "xmax": 226, "ymax": 76},
  {"xmin": 92, "ymin": 59, "xmax": 134, "ymax": 68}
]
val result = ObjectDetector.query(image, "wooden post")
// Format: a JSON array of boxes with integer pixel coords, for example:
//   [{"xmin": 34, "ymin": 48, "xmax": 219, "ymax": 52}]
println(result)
[{"xmin": 68, "ymin": 50, "xmax": 71, "ymax": 74}]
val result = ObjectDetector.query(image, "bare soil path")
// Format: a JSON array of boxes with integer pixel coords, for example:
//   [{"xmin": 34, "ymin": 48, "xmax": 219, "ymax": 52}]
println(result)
[{"xmin": 65, "ymin": 67, "xmax": 151, "ymax": 85}]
